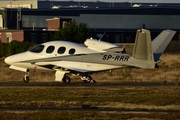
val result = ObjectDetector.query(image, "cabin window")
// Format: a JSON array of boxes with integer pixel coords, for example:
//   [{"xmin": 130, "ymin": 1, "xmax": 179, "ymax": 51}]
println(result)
[
  {"xmin": 46, "ymin": 46, "xmax": 55, "ymax": 54},
  {"xmin": 29, "ymin": 45, "xmax": 44, "ymax": 53},
  {"xmin": 58, "ymin": 47, "xmax": 66, "ymax": 54},
  {"xmin": 69, "ymin": 48, "xmax": 75, "ymax": 55}
]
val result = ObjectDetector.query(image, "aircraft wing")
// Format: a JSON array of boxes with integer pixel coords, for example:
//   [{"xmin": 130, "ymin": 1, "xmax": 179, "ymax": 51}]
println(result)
[
  {"xmin": 103, "ymin": 47, "xmax": 125, "ymax": 53},
  {"xmin": 33, "ymin": 62, "xmax": 92, "ymax": 73},
  {"xmin": 84, "ymin": 38, "xmax": 125, "ymax": 53}
]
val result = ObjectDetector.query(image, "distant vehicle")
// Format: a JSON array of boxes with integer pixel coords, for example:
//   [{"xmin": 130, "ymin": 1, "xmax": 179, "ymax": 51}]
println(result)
[{"xmin": 4, "ymin": 29, "xmax": 176, "ymax": 83}]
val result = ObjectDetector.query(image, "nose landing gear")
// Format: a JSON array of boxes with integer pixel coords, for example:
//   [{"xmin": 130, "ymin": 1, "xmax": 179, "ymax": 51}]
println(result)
[{"xmin": 23, "ymin": 69, "xmax": 30, "ymax": 83}]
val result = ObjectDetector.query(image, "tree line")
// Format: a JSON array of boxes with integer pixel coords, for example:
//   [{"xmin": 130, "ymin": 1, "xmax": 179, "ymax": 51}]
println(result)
[
  {"xmin": 0, "ymin": 41, "xmax": 35, "ymax": 57},
  {"xmin": 51, "ymin": 20, "xmax": 92, "ymax": 43}
]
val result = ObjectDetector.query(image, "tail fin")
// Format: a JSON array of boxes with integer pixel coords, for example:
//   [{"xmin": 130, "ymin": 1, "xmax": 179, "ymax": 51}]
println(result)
[
  {"xmin": 131, "ymin": 29, "xmax": 176, "ymax": 68},
  {"xmin": 132, "ymin": 29, "xmax": 154, "ymax": 62},
  {"xmin": 152, "ymin": 30, "xmax": 176, "ymax": 62},
  {"xmin": 133, "ymin": 29, "xmax": 176, "ymax": 62}
]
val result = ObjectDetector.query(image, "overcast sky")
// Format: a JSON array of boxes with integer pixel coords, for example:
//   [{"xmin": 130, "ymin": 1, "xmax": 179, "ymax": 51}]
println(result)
[{"xmin": 60, "ymin": 0, "xmax": 180, "ymax": 3}]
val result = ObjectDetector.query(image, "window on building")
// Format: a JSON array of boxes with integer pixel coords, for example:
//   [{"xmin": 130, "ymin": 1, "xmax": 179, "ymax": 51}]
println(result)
[
  {"xmin": 114, "ymin": 34, "xmax": 120, "ymax": 43},
  {"xmin": 106, "ymin": 34, "xmax": 109, "ymax": 42},
  {"xmin": 41, "ymin": 33, "xmax": 48, "ymax": 42},
  {"xmin": 125, "ymin": 36, "xmax": 131, "ymax": 43},
  {"xmin": 30, "ymin": 33, "xmax": 37, "ymax": 43},
  {"xmin": 6, "ymin": 33, "xmax": 12, "ymax": 43},
  {"xmin": 62, "ymin": 21, "xmax": 67, "ymax": 28},
  {"xmin": 46, "ymin": 46, "xmax": 55, "ymax": 54},
  {"xmin": 57, "ymin": 47, "xmax": 66, "ymax": 54}
]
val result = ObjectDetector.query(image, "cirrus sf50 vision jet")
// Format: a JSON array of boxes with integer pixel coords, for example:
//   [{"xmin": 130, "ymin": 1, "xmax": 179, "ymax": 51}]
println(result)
[{"xmin": 4, "ymin": 29, "xmax": 176, "ymax": 83}]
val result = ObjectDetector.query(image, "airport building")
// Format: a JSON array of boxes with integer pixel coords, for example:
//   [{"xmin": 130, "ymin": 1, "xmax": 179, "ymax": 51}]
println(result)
[{"xmin": 0, "ymin": 0, "xmax": 179, "ymax": 43}]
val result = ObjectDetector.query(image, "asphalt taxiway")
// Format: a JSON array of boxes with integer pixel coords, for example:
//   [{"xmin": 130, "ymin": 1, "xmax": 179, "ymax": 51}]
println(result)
[{"xmin": 0, "ymin": 81, "xmax": 176, "ymax": 87}]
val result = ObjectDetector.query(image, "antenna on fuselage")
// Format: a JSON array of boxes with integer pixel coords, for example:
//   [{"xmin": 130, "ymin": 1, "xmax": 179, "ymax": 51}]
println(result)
[{"xmin": 99, "ymin": 32, "xmax": 106, "ymax": 41}]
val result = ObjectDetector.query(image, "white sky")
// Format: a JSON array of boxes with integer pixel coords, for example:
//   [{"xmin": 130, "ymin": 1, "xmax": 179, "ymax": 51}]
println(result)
[{"xmin": 56, "ymin": 0, "xmax": 180, "ymax": 3}]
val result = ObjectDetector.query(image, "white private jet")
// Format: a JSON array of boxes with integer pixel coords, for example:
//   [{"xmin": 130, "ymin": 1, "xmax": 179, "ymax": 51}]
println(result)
[{"xmin": 4, "ymin": 29, "xmax": 176, "ymax": 83}]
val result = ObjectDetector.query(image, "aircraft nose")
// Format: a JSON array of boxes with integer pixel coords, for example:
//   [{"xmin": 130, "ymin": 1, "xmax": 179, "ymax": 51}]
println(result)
[
  {"xmin": 5, "ymin": 54, "xmax": 23, "ymax": 65},
  {"xmin": 4, "ymin": 56, "xmax": 12, "ymax": 65}
]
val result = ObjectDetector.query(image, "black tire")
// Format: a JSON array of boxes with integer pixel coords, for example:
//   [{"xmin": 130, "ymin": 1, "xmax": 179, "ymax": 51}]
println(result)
[
  {"xmin": 63, "ymin": 76, "xmax": 71, "ymax": 83},
  {"xmin": 86, "ymin": 76, "xmax": 92, "ymax": 83},
  {"xmin": 23, "ymin": 76, "xmax": 29, "ymax": 83}
]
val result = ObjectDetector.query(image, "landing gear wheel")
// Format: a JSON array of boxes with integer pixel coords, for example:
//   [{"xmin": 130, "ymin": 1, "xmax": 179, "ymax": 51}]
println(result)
[
  {"xmin": 86, "ymin": 76, "xmax": 92, "ymax": 83},
  {"xmin": 23, "ymin": 76, "xmax": 29, "ymax": 83},
  {"xmin": 63, "ymin": 76, "xmax": 71, "ymax": 83},
  {"xmin": 155, "ymin": 64, "xmax": 159, "ymax": 68},
  {"xmin": 23, "ymin": 69, "xmax": 30, "ymax": 83},
  {"xmin": 81, "ymin": 75, "xmax": 96, "ymax": 83}
]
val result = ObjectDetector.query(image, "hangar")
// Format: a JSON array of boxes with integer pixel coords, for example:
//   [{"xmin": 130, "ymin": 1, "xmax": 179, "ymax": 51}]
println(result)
[{"xmin": 0, "ymin": 0, "xmax": 179, "ymax": 43}]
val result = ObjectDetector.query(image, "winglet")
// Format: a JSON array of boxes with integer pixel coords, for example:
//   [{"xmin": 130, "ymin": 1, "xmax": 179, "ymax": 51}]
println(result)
[{"xmin": 152, "ymin": 30, "xmax": 176, "ymax": 62}]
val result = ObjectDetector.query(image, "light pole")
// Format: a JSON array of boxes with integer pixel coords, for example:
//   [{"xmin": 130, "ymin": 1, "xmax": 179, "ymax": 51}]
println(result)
[{"xmin": 17, "ymin": 7, "xmax": 21, "ymax": 29}]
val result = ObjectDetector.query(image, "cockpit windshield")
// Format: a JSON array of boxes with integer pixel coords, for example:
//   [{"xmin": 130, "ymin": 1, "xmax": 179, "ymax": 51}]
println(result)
[{"xmin": 29, "ymin": 45, "xmax": 44, "ymax": 53}]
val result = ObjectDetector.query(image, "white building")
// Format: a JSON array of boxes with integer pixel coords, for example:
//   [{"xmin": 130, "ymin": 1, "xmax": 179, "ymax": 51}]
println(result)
[{"xmin": 0, "ymin": 0, "xmax": 37, "ymax": 9}]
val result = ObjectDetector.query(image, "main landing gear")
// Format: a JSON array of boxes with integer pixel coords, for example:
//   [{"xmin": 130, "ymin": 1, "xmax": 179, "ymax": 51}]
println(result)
[
  {"xmin": 62, "ymin": 75, "xmax": 96, "ymax": 84},
  {"xmin": 81, "ymin": 75, "xmax": 96, "ymax": 83},
  {"xmin": 62, "ymin": 75, "xmax": 71, "ymax": 83},
  {"xmin": 23, "ymin": 69, "xmax": 30, "ymax": 83},
  {"xmin": 22, "ymin": 69, "xmax": 96, "ymax": 84}
]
